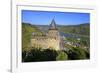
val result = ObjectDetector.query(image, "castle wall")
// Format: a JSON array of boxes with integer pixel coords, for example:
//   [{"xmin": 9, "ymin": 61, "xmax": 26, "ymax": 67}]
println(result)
[
  {"xmin": 31, "ymin": 36, "xmax": 61, "ymax": 50},
  {"xmin": 31, "ymin": 37, "xmax": 48, "ymax": 49},
  {"xmin": 47, "ymin": 38, "xmax": 60, "ymax": 50}
]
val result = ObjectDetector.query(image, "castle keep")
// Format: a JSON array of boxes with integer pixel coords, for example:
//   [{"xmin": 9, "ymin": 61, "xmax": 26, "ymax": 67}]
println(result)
[{"xmin": 31, "ymin": 19, "xmax": 64, "ymax": 50}]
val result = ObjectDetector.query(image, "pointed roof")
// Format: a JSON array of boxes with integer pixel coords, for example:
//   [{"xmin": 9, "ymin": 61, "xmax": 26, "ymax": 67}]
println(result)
[{"xmin": 49, "ymin": 19, "xmax": 57, "ymax": 30}]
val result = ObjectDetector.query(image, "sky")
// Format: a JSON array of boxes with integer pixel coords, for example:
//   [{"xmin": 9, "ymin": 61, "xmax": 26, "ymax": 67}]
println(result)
[{"xmin": 22, "ymin": 10, "xmax": 90, "ymax": 25}]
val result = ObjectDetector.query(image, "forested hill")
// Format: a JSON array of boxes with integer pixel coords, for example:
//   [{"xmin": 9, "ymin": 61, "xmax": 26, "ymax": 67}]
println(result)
[{"xmin": 59, "ymin": 23, "xmax": 90, "ymax": 35}]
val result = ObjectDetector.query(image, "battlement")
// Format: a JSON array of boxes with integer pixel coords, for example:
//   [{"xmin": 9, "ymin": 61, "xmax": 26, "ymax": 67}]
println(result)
[{"xmin": 32, "ymin": 34, "xmax": 59, "ymax": 40}]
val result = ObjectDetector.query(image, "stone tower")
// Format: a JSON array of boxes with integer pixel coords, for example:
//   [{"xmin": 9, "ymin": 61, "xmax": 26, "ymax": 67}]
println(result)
[
  {"xmin": 47, "ymin": 19, "xmax": 61, "ymax": 50},
  {"xmin": 48, "ymin": 19, "xmax": 59, "ymax": 37}
]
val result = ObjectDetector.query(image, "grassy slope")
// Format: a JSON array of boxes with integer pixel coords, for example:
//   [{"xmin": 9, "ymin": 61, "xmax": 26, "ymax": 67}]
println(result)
[{"xmin": 22, "ymin": 23, "xmax": 42, "ymax": 51}]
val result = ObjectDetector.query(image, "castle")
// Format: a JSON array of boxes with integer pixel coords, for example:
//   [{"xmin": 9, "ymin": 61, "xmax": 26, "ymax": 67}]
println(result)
[{"xmin": 31, "ymin": 19, "xmax": 64, "ymax": 50}]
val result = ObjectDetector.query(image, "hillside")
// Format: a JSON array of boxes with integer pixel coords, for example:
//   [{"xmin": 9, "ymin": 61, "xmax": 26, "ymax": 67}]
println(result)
[{"xmin": 22, "ymin": 23, "xmax": 42, "ymax": 51}]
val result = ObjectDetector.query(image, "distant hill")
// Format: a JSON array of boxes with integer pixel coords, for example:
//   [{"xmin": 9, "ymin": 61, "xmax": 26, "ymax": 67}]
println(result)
[
  {"xmin": 58, "ymin": 23, "xmax": 90, "ymax": 35},
  {"xmin": 22, "ymin": 23, "xmax": 42, "ymax": 51},
  {"xmin": 36, "ymin": 23, "xmax": 90, "ymax": 35}
]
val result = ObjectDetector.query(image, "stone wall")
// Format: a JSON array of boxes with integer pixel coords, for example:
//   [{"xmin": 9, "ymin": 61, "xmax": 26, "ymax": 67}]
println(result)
[{"xmin": 31, "ymin": 36, "xmax": 61, "ymax": 50}]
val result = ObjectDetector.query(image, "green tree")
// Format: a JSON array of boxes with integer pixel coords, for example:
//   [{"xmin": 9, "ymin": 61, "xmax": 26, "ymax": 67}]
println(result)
[
  {"xmin": 66, "ymin": 47, "xmax": 88, "ymax": 60},
  {"xmin": 56, "ymin": 51, "xmax": 68, "ymax": 60}
]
